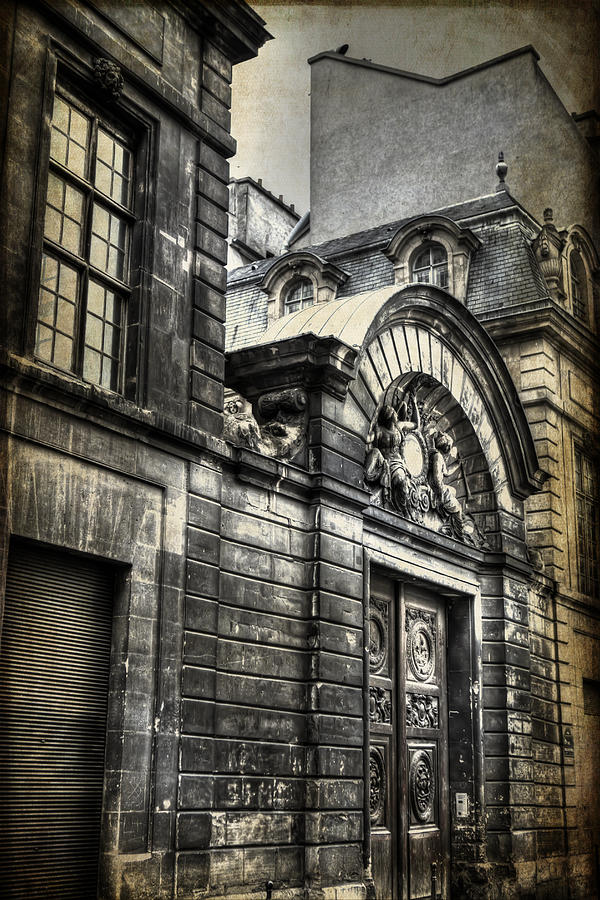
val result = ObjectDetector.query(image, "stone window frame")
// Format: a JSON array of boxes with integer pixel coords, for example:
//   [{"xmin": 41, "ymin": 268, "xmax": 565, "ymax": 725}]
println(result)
[
  {"xmin": 26, "ymin": 48, "xmax": 154, "ymax": 405},
  {"xmin": 259, "ymin": 250, "xmax": 349, "ymax": 325},
  {"xmin": 560, "ymin": 226, "xmax": 599, "ymax": 331},
  {"xmin": 384, "ymin": 215, "xmax": 480, "ymax": 304}
]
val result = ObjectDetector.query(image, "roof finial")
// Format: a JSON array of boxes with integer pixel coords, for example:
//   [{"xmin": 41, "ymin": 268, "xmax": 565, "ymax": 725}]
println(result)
[
  {"xmin": 495, "ymin": 151, "xmax": 508, "ymax": 193},
  {"xmin": 543, "ymin": 207, "xmax": 553, "ymax": 223}
]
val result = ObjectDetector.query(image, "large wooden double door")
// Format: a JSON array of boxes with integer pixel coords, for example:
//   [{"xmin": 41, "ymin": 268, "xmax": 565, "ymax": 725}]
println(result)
[{"xmin": 369, "ymin": 575, "xmax": 449, "ymax": 899}]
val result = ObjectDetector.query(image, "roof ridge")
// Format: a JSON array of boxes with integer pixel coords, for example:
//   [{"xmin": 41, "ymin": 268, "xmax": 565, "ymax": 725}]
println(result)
[{"xmin": 308, "ymin": 45, "xmax": 540, "ymax": 85}]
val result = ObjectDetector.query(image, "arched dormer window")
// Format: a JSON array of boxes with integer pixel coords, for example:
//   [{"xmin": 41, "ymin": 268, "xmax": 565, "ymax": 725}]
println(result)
[
  {"xmin": 259, "ymin": 251, "xmax": 349, "ymax": 325},
  {"xmin": 284, "ymin": 277, "xmax": 314, "ymax": 314},
  {"xmin": 384, "ymin": 216, "xmax": 479, "ymax": 304},
  {"xmin": 411, "ymin": 243, "xmax": 449, "ymax": 289},
  {"xmin": 552, "ymin": 224, "xmax": 600, "ymax": 330},
  {"xmin": 570, "ymin": 250, "xmax": 588, "ymax": 322}
]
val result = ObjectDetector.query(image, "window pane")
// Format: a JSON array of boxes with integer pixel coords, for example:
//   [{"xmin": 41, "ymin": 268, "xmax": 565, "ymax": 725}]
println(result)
[
  {"xmin": 83, "ymin": 348, "xmax": 102, "ymax": 384},
  {"xmin": 56, "ymin": 298, "xmax": 75, "ymax": 334},
  {"xmin": 414, "ymin": 248, "xmax": 431, "ymax": 269},
  {"xmin": 86, "ymin": 313, "xmax": 103, "ymax": 350},
  {"xmin": 40, "ymin": 254, "xmax": 59, "ymax": 291},
  {"xmin": 36, "ymin": 254, "xmax": 79, "ymax": 370},
  {"xmin": 87, "ymin": 280, "xmax": 105, "ymax": 316},
  {"xmin": 101, "ymin": 356, "xmax": 120, "ymax": 391},
  {"xmin": 35, "ymin": 323, "xmax": 54, "ymax": 361},
  {"xmin": 50, "ymin": 96, "xmax": 90, "ymax": 179},
  {"xmin": 94, "ymin": 129, "xmax": 132, "ymax": 207},
  {"xmin": 38, "ymin": 289, "xmax": 56, "ymax": 326},
  {"xmin": 431, "ymin": 245, "xmax": 446, "ymax": 265},
  {"xmin": 90, "ymin": 204, "xmax": 129, "ymax": 282},
  {"xmin": 285, "ymin": 278, "xmax": 313, "ymax": 314},
  {"xmin": 53, "ymin": 332, "xmax": 73, "ymax": 369},
  {"xmin": 434, "ymin": 265, "xmax": 449, "ymax": 289},
  {"xmin": 44, "ymin": 174, "xmax": 84, "ymax": 255},
  {"xmin": 83, "ymin": 281, "xmax": 123, "ymax": 391}
]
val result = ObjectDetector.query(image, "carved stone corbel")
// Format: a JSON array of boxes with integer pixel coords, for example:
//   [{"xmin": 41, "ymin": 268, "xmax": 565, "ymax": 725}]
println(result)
[
  {"xmin": 223, "ymin": 388, "xmax": 308, "ymax": 460},
  {"xmin": 93, "ymin": 58, "xmax": 124, "ymax": 101}
]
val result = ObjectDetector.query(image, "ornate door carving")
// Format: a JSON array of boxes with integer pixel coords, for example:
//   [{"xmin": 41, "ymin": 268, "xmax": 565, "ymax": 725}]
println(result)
[{"xmin": 369, "ymin": 579, "xmax": 449, "ymax": 900}]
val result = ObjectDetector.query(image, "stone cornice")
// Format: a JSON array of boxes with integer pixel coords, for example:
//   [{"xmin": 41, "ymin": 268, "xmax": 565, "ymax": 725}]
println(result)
[
  {"xmin": 226, "ymin": 334, "xmax": 358, "ymax": 402},
  {"xmin": 483, "ymin": 302, "xmax": 600, "ymax": 377}
]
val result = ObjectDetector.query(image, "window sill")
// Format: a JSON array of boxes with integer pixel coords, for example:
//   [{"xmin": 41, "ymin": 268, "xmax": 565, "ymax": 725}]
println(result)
[{"xmin": 2, "ymin": 353, "xmax": 227, "ymax": 458}]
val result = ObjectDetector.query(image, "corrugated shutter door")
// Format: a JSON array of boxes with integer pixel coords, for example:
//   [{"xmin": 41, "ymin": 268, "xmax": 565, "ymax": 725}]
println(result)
[{"xmin": 0, "ymin": 541, "xmax": 114, "ymax": 899}]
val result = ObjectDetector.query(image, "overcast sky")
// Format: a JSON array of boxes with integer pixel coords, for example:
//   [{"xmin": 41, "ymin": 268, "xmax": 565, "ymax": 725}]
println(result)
[{"xmin": 230, "ymin": 0, "xmax": 599, "ymax": 214}]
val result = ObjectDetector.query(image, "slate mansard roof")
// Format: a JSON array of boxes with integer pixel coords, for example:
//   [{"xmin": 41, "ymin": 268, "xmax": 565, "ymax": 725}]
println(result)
[{"xmin": 225, "ymin": 190, "xmax": 549, "ymax": 351}]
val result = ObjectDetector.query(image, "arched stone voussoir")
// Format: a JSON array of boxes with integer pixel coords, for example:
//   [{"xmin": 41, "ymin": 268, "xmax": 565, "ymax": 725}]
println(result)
[{"xmin": 341, "ymin": 283, "xmax": 545, "ymax": 505}]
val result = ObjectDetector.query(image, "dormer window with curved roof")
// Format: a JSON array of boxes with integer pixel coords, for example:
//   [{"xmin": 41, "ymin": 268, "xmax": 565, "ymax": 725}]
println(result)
[
  {"xmin": 384, "ymin": 216, "xmax": 479, "ymax": 304},
  {"xmin": 284, "ymin": 277, "xmax": 314, "ymax": 314},
  {"xmin": 412, "ymin": 243, "xmax": 449, "ymax": 289},
  {"xmin": 258, "ymin": 251, "xmax": 349, "ymax": 325},
  {"xmin": 569, "ymin": 250, "xmax": 588, "ymax": 322}
]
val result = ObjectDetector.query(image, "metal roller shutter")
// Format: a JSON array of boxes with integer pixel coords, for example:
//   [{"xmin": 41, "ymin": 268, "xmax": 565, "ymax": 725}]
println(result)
[{"xmin": 0, "ymin": 541, "xmax": 114, "ymax": 899}]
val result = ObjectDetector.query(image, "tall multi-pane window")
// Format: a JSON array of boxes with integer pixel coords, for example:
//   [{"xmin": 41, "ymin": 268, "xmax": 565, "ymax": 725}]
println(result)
[
  {"xmin": 284, "ymin": 278, "xmax": 314, "ymax": 314},
  {"xmin": 412, "ymin": 243, "xmax": 448, "ymax": 289},
  {"xmin": 575, "ymin": 446, "xmax": 599, "ymax": 597},
  {"xmin": 570, "ymin": 251, "xmax": 588, "ymax": 323},
  {"xmin": 35, "ymin": 91, "xmax": 134, "ymax": 391}
]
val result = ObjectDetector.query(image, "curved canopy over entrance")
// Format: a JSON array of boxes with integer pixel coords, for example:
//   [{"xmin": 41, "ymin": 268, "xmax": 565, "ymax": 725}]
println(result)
[{"xmin": 248, "ymin": 283, "xmax": 545, "ymax": 518}]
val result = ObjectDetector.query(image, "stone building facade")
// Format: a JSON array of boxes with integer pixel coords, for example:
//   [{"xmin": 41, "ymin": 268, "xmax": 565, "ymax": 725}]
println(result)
[
  {"xmin": 1, "ymin": 8, "xmax": 599, "ymax": 900},
  {"xmin": 223, "ymin": 50, "xmax": 600, "ymax": 900}
]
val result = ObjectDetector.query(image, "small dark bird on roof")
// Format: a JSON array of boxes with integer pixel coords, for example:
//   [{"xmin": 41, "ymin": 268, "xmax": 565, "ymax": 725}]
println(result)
[{"xmin": 335, "ymin": 44, "xmax": 349, "ymax": 55}]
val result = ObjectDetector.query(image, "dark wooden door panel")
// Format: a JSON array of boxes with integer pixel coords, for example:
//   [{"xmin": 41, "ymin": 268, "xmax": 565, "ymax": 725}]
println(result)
[
  {"xmin": 369, "ymin": 578, "xmax": 449, "ymax": 900},
  {"xmin": 404, "ymin": 593, "xmax": 449, "ymax": 900}
]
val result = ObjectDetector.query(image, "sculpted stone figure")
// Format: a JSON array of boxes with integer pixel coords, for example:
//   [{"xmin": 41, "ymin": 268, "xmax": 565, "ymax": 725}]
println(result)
[
  {"xmin": 428, "ymin": 431, "xmax": 467, "ymax": 540},
  {"xmin": 364, "ymin": 386, "xmax": 488, "ymax": 548},
  {"xmin": 364, "ymin": 395, "xmax": 418, "ymax": 515}
]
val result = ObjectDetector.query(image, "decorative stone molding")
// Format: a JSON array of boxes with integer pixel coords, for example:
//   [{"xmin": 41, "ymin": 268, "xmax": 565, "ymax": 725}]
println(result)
[
  {"xmin": 383, "ymin": 215, "xmax": 480, "ymax": 303},
  {"xmin": 532, "ymin": 208, "xmax": 565, "ymax": 302},
  {"xmin": 364, "ymin": 379, "xmax": 488, "ymax": 548},
  {"xmin": 93, "ymin": 58, "xmax": 124, "ymax": 100},
  {"xmin": 259, "ymin": 251, "xmax": 349, "ymax": 324},
  {"xmin": 223, "ymin": 388, "xmax": 308, "ymax": 460}
]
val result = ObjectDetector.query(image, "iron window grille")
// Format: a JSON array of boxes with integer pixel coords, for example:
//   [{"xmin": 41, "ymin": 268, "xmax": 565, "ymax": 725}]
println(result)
[{"xmin": 35, "ymin": 89, "xmax": 135, "ymax": 392}]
